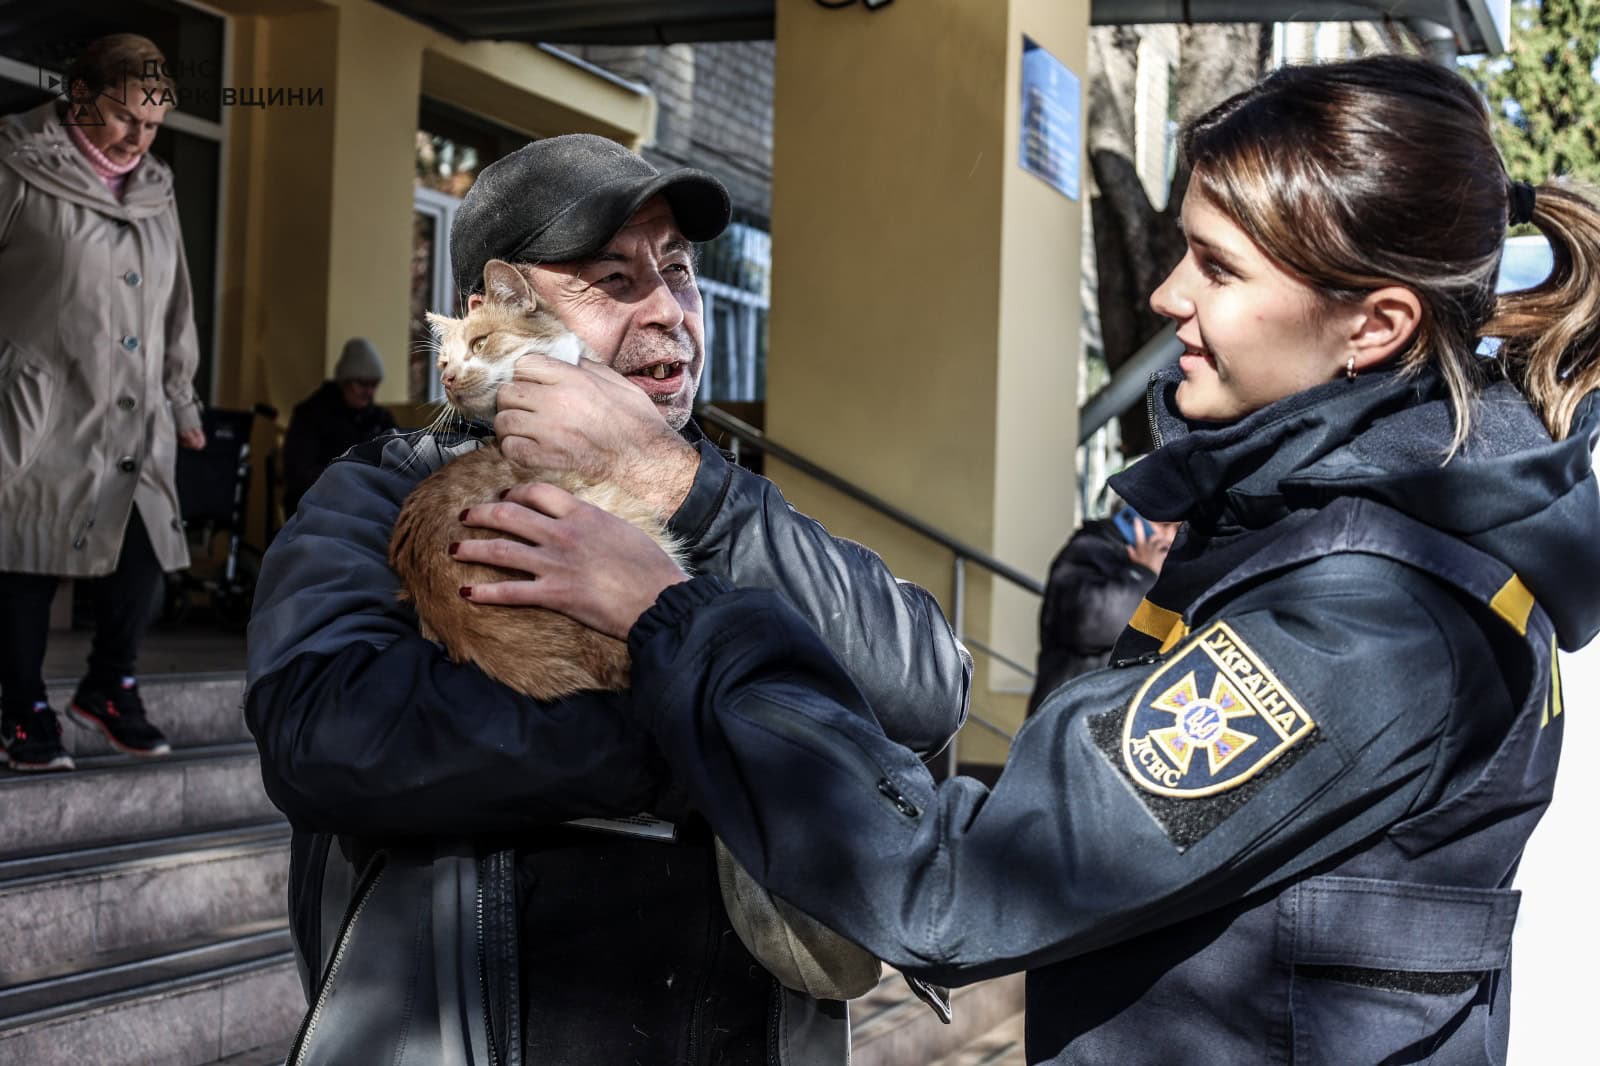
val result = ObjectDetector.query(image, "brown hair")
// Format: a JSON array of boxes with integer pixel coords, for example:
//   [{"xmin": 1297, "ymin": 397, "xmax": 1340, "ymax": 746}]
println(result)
[
  {"xmin": 1182, "ymin": 54, "xmax": 1600, "ymax": 450},
  {"xmin": 65, "ymin": 33, "xmax": 175, "ymax": 102}
]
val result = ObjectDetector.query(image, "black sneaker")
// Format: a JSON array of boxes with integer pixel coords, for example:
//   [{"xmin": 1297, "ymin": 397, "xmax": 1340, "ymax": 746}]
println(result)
[
  {"xmin": 68, "ymin": 677, "xmax": 171, "ymax": 757},
  {"xmin": 0, "ymin": 705, "xmax": 76, "ymax": 772}
]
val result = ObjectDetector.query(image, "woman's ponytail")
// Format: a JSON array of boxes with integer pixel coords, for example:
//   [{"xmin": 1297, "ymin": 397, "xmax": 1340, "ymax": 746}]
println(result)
[{"xmin": 1484, "ymin": 180, "xmax": 1600, "ymax": 441}]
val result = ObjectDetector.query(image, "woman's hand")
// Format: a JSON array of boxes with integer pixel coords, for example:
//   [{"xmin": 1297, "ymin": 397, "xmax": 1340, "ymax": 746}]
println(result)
[
  {"xmin": 453, "ymin": 482, "xmax": 689, "ymax": 641},
  {"xmin": 178, "ymin": 427, "xmax": 206, "ymax": 450}
]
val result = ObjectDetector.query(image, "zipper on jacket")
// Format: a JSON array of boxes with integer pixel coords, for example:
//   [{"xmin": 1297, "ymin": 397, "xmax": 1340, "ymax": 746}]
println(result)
[
  {"xmin": 476, "ymin": 874, "xmax": 501, "ymax": 1066},
  {"xmin": 765, "ymin": 977, "xmax": 782, "ymax": 1066},
  {"xmin": 740, "ymin": 704, "xmax": 923, "ymax": 820},
  {"xmin": 1145, "ymin": 378, "xmax": 1165, "ymax": 450},
  {"xmin": 287, "ymin": 861, "xmax": 387, "ymax": 1065},
  {"xmin": 479, "ymin": 850, "xmax": 520, "ymax": 1066},
  {"xmin": 1112, "ymin": 650, "xmax": 1165, "ymax": 669}
]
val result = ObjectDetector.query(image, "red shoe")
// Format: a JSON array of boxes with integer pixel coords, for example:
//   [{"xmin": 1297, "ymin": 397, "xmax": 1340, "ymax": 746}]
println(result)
[{"xmin": 68, "ymin": 678, "xmax": 171, "ymax": 757}]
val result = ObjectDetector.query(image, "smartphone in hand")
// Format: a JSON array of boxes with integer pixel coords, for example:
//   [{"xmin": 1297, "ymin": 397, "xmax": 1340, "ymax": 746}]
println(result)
[{"xmin": 1113, "ymin": 508, "xmax": 1155, "ymax": 546}]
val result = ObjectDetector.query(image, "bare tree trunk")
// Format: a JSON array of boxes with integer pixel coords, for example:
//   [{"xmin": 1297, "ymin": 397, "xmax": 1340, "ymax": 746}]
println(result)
[{"xmin": 1087, "ymin": 24, "xmax": 1265, "ymax": 452}]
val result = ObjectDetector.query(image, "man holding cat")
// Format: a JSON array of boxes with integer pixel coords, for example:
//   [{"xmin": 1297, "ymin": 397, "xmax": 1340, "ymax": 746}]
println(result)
[{"xmin": 246, "ymin": 134, "xmax": 971, "ymax": 1065}]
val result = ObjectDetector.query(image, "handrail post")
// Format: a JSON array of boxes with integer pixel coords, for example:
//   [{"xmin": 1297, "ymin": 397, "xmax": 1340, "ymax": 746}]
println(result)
[
  {"xmin": 952, "ymin": 554, "xmax": 966, "ymax": 643},
  {"xmin": 948, "ymin": 555, "xmax": 967, "ymax": 781}
]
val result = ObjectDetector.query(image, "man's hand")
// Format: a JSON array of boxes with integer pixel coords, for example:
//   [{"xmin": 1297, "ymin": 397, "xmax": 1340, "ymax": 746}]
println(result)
[
  {"xmin": 455, "ymin": 482, "xmax": 689, "ymax": 641},
  {"xmin": 495, "ymin": 355, "xmax": 700, "ymax": 517},
  {"xmin": 178, "ymin": 427, "xmax": 206, "ymax": 451}
]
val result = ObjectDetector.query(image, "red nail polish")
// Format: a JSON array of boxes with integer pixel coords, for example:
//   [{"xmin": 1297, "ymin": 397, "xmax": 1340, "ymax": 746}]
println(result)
[
  {"xmin": 459, "ymin": 509, "xmax": 470, "ymax": 522},
  {"xmin": 498, "ymin": 488, "xmax": 511, "ymax": 500},
  {"xmin": 448, "ymin": 542, "xmax": 459, "ymax": 556},
  {"xmin": 459, "ymin": 586, "xmax": 472, "ymax": 599}
]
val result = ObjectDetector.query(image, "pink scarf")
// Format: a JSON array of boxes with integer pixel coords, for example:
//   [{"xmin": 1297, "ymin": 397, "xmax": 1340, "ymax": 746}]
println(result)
[{"xmin": 66, "ymin": 122, "xmax": 140, "ymax": 200}]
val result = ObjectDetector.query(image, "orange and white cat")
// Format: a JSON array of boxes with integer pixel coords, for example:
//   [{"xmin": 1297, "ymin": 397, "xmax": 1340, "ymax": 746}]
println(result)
[{"xmin": 389, "ymin": 259, "xmax": 684, "ymax": 696}]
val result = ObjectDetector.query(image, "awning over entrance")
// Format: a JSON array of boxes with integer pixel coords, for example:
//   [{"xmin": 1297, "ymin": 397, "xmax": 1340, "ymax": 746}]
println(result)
[{"xmin": 375, "ymin": 0, "xmax": 1508, "ymax": 54}]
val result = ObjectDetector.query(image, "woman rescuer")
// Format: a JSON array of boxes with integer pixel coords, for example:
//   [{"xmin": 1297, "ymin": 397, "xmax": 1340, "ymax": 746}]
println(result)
[{"xmin": 453, "ymin": 56, "xmax": 1600, "ymax": 1063}]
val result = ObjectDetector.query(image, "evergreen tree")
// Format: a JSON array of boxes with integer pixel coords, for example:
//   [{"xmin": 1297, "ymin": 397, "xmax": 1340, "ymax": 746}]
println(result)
[{"xmin": 1475, "ymin": 0, "xmax": 1600, "ymax": 182}]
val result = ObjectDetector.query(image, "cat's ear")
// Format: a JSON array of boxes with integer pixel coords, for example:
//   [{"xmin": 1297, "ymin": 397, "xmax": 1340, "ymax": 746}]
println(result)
[
  {"xmin": 482, "ymin": 259, "xmax": 539, "ymax": 313},
  {"xmin": 423, "ymin": 311, "xmax": 451, "ymax": 338}
]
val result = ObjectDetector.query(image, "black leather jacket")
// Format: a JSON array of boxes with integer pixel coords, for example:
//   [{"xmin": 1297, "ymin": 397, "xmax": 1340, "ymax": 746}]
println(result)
[
  {"xmin": 623, "ymin": 369, "xmax": 1600, "ymax": 1064},
  {"xmin": 245, "ymin": 423, "xmax": 972, "ymax": 1065}
]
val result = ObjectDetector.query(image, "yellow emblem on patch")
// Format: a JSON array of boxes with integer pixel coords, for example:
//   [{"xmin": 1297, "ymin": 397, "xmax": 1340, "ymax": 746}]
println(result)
[{"xmin": 1122, "ymin": 621, "xmax": 1315, "ymax": 797}]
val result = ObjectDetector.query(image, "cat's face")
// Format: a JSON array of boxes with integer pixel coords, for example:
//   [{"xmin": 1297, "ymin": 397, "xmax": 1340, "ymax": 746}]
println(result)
[{"xmin": 427, "ymin": 260, "xmax": 587, "ymax": 421}]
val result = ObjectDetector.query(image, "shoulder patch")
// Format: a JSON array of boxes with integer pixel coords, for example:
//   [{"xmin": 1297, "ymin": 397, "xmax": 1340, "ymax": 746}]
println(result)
[{"xmin": 1122, "ymin": 621, "xmax": 1315, "ymax": 797}]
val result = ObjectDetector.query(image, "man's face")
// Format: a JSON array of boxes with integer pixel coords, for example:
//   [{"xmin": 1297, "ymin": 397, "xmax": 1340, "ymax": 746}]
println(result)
[
  {"xmin": 469, "ymin": 195, "xmax": 705, "ymax": 430},
  {"xmin": 340, "ymin": 378, "xmax": 378, "ymax": 409}
]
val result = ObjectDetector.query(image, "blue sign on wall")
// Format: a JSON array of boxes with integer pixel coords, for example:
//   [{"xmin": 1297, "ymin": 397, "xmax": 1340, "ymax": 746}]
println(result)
[{"xmin": 1019, "ymin": 36, "xmax": 1081, "ymax": 201}]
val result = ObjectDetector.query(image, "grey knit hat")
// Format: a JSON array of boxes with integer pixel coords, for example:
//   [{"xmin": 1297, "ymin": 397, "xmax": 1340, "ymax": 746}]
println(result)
[{"xmin": 333, "ymin": 337, "xmax": 384, "ymax": 382}]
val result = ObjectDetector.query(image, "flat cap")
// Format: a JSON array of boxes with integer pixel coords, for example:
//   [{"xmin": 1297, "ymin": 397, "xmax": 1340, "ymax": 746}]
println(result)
[{"xmin": 449, "ymin": 133, "xmax": 731, "ymax": 295}]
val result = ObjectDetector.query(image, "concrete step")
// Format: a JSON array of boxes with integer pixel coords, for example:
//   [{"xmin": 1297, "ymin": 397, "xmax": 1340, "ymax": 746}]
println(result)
[
  {"xmin": 44, "ymin": 673, "xmax": 248, "ymax": 758},
  {"xmin": 930, "ymin": 1010, "xmax": 1027, "ymax": 1066},
  {"xmin": 851, "ymin": 969, "xmax": 1026, "ymax": 1066},
  {"xmin": 0, "ymin": 744, "xmax": 278, "ymax": 861},
  {"xmin": 0, "ymin": 928, "xmax": 303, "ymax": 1066},
  {"xmin": 0, "ymin": 824, "xmax": 290, "ymax": 987}
]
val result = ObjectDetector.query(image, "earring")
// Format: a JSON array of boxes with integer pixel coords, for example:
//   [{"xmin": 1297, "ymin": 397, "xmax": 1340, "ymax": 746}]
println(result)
[{"xmin": 1346, "ymin": 356, "xmax": 1357, "ymax": 382}]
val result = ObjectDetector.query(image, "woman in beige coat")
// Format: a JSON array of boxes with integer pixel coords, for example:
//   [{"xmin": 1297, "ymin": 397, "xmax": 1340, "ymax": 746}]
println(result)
[{"xmin": 0, "ymin": 35, "xmax": 205, "ymax": 771}]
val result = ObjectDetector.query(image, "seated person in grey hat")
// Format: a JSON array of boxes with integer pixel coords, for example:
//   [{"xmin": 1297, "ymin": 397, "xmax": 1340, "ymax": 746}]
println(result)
[
  {"xmin": 246, "ymin": 135, "xmax": 971, "ymax": 1064},
  {"xmin": 280, "ymin": 337, "xmax": 397, "ymax": 516}
]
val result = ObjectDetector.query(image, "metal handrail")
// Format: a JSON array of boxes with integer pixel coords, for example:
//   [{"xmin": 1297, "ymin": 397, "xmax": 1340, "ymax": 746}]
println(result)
[
  {"xmin": 695, "ymin": 403, "xmax": 1039, "ymax": 754},
  {"xmin": 695, "ymin": 405, "xmax": 1045, "ymax": 597}
]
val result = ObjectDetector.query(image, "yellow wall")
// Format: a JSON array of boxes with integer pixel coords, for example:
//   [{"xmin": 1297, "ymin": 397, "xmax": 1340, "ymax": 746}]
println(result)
[
  {"xmin": 767, "ymin": 0, "xmax": 1086, "ymax": 764},
  {"xmin": 991, "ymin": 3, "xmax": 1088, "ymax": 716}
]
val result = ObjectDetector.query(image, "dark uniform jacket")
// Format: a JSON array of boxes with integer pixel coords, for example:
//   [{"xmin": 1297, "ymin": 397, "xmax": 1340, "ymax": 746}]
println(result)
[
  {"xmin": 280, "ymin": 381, "xmax": 397, "ymax": 516},
  {"xmin": 625, "ymin": 366, "xmax": 1600, "ymax": 1064},
  {"xmin": 1027, "ymin": 518, "xmax": 1158, "ymax": 715},
  {"xmin": 244, "ymin": 423, "xmax": 971, "ymax": 1065}
]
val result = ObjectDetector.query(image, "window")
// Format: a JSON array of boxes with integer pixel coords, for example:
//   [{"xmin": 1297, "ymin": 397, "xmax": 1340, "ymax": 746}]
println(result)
[
  {"xmin": 408, "ymin": 99, "xmax": 532, "ymax": 402},
  {"xmin": 697, "ymin": 217, "xmax": 770, "ymax": 403}
]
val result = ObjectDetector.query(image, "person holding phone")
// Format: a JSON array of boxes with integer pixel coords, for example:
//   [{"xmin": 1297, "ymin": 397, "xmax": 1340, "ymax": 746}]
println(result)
[{"xmin": 1025, "ymin": 505, "xmax": 1180, "ymax": 714}]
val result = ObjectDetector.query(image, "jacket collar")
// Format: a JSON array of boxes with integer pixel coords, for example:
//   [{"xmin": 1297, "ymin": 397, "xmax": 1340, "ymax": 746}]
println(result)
[
  {"xmin": 1113, "ymin": 362, "xmax": 1600, "ymax": 651},
  {"xmin": 1111, "ymin": 364, "xmax": 1431, "ymax": 537},
  {"xmin": 0, "ymin": 101, "xmax": 174, "ymax": 220}
]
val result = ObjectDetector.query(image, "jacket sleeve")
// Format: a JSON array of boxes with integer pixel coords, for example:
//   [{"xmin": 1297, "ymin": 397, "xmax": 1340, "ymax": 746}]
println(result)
[
  {"xmin": 627, "ymin": 555, "xmax": 1467, "ymax": 986},
  {"xmin": 245, "ymin": 439, "xmax": 665, "ymax": 837},
  {"xmin": 160, "ymin": 206, "xmax": 203, "ymax": 434},
  {"xmin": 667, "ymin": 440, "xmax": 971, "ymax": 752}
]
